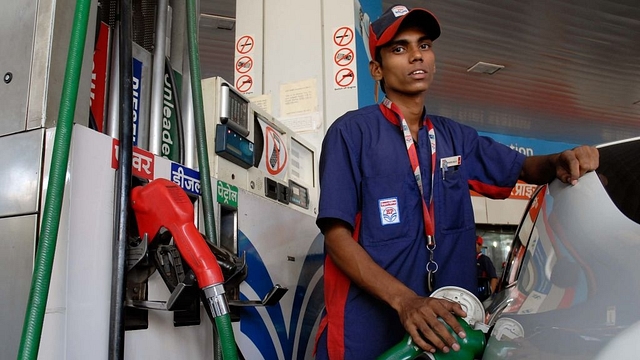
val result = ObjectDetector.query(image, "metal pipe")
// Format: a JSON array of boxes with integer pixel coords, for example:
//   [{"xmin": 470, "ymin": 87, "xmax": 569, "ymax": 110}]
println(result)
[
  {"xmin": 106, "ymin": 25, "xmax": 120, "ymax": 139},
  {"xmin": 148, "ymin": 0, "xmax": 169, "ymax": 156},
  {"xmin": 181, "ymin": 45, "xmax": 197, "ymax": 168}
]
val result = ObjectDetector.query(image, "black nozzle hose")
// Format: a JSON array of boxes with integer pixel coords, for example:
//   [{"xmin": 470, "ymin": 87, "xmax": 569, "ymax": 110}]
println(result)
[{"xmin": 108, "ymin": 0, "xmax": 134, "ymax": 358}]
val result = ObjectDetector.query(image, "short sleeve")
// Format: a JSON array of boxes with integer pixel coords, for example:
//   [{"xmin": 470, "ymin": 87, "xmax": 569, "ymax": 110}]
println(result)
[{"xmin": 317, "ymin": 119, "xmax": 362, "ymax": 231}]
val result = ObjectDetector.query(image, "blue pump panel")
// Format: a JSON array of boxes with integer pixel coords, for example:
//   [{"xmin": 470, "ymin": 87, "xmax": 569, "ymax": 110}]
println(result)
[{"xmin": 215, "ymin": 124, "xmax": 254, "ymax": 169}]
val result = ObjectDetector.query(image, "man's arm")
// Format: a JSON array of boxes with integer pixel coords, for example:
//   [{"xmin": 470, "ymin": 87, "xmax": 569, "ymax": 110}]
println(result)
[
  {"xmin": 485, "ymin": 257, "xmax": 499, "ymax": 294},
  {"xmin": 489, "ymin": 277, "xmax": 499, "ymax": 294},
  {"xmin": 322, "ymin": 219, "xmax": 467, "ymax": 354},
  {"xmin": 519, "ymin": 145, "xmax": 599, "ymax": 185}
]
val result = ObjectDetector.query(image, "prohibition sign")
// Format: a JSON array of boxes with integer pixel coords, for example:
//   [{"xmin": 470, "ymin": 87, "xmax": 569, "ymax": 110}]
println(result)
[
  {"xmin": 334, "ymin": 48, "xmax": 354, "ymax": 67},
  {"xmin": 335, "ymin": 68, "xmax": 355, "ymax": 87},
  {"xmin": 236, "ymin": 35, "xmax": 254, "ymax": 54},
  {"xmin": 265, "ymin": 126, "xmax": 288, "ymax": 175},
  {"xmin": 236, "ymin": 75, "xmax": 253, "ymax": 93},
  {"xmin": 333, "ymin": 27, "xmax": 354, "ymax": 46},
  {"xmin": 235, "ymin": 56, "xmax": 253, "ymax": 74}
]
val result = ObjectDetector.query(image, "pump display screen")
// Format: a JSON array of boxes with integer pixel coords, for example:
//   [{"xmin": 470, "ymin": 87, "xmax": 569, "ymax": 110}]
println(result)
[
  {"xmin": 227, "ymin": 90, "xmax": 248, "ymax": 130},
  {"xmin": 290, "ymin": 138, "xmax": 314, "ymax": 186},
  {"xmin": 289, "ymin": 180, "xmax": 309, "ymax": 209},
  {"xmin": 220, "ymin": 84, "xmax": 249, "ymax": 136}
]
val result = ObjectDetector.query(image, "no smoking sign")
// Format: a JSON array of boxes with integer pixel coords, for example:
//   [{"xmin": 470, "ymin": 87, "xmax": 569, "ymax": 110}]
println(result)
[
  {"xmin": 236, "ymin": 35, "xmax": 254, "ymax": 54},
  {"xmin": 333, "ymin": 26, "xmax": 354, "ymax": 47}
]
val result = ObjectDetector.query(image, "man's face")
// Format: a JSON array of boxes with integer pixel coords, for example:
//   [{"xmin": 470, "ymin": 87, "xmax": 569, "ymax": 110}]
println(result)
[{"xmin": 371, "ymin": 26, "xmax": 436, "ymax": 98}]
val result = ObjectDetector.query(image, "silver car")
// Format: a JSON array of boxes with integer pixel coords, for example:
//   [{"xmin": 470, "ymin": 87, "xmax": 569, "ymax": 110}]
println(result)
[{"xmin": 484, "ymin": 137, "xmax": 640, "ymax": 359}]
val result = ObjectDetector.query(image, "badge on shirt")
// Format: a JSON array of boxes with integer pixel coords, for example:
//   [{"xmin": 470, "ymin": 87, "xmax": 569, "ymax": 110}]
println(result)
[
  {"xmin": 441, "ymin": 155, "xmax": 462, "ymax": 180},
  {"xmin": 379, "ymin": 197, "xmax": 400, "ymax": 225},
  {"xmin": 440, "ymin": 155, "xmax": 462, "ymax": 169}
]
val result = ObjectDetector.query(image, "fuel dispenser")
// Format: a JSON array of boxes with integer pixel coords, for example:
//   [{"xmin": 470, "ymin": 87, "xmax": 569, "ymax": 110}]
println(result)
[
  {"xmin": 200, "ymin": 76, "xmax": 324, "ymax": 359},
  {"xmin": 3, "ymin": 0, "xmax": 322, "ymax": 356},
  {"xmin": 28, "ymin": 80, "xmax": 322, "ymax": 358},
  {"xmin": 118, "ymin": 74, "xmax": 322, "ymax": 359}
]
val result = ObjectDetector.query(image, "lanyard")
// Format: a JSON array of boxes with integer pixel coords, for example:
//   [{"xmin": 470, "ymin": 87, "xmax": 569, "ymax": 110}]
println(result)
[{"xmin": 380, "ymin": 98, "xmax": 439, "ymax": 291}]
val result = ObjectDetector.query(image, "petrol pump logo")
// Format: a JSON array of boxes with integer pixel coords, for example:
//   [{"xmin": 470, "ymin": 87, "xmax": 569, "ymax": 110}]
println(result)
[
  {"xmin": 379, "ymin": 198, "xmax": 400, "ymax": 225},
  {"xmin": 264, "ymin": 126, "xmax": 288, "ymax": 176}
]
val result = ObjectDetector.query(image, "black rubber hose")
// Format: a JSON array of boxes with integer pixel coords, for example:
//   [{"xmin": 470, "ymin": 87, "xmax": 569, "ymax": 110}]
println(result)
[{"xmin": 108, "ymin": 0, "xmax": 134, "ymax": 358}]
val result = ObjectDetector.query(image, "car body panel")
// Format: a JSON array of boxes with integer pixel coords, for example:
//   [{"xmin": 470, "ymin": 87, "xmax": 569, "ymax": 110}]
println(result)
[{"xmin": 483, "ymin": 138, "xmax": 640, "ymax": 360}]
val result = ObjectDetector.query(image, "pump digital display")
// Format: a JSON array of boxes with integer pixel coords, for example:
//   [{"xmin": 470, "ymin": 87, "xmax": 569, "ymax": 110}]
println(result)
[
  {"xmin": 288, "ymin": 180, "xmax": 309, "ymax": 209},
  {"xmin": 220, "ymin": 84, "xmax": 249, "ymax": 136},
  {"xmin": 215, "ymin": 124, "xmax": 254, "ymax": 168},
  {"xmin": 290, "ymin": 138, "xmax": 314, "ymax": 186}
]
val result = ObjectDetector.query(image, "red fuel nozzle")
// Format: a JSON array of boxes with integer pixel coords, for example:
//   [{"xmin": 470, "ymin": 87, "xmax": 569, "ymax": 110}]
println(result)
[{"xmin": 131, "ymin": 178, "xmax": 224, "ymax": 288}]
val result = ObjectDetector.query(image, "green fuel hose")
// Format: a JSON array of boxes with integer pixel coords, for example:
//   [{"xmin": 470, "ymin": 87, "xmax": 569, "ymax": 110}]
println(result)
[
  {"xmin": 215, "ymin": 314, "xmax": 238, "ymax": 358},
  {"xmin": 185, "ymin": 0, "xmax": 216, "ymax": 248},
  {"xmin": 185, "ymin": 0, "xmax": 237, "ymax": 359},
  {"xmin": 17, "ymin": 0, "xmax": 92, "ymax": 358}
]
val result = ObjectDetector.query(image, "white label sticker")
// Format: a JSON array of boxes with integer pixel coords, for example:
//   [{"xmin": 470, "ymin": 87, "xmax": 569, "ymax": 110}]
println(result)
[
  {"xmin": 379, "ymin": 197, "xmax": 401, "ymax": 225},
  {"xmin": 440, "ymin": 155, "xmax": 462, "ymax": 169},
  {"xmin": 391, "ymin": 6, "xmax": 409, "ymax": 17}
]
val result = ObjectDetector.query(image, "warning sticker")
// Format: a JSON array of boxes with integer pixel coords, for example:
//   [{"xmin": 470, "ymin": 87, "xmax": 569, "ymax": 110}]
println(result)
[
  {"xmin": 256, "ymin": 118, "xmax": 288, "ymax": 180},
  {"xmin": 335, "ymin": 68, "xmax": 355, "ymax": 88},
  {"xmin": 331, "ymin": 26, "xmax": 357, "ymax": 92},
  {"xmin": 236, "ymin": 74, "xmax": 253, "ymax": 93},
  {"xmin": 334, "ymin": 48, "xmax": 354, "ymax": 67},
  {"xmin": 264, "ymin": 126, "xmax": 288, "ymax": 176},
  {"xmin": 236, "ymin": 35, "xmax": 254, "ymax": 54},
  {"xmin": 333, "ymin": 26, "xmax": 354, "ymax": 47},
  {"xmin": 235, "ymin": 56, "xmax": 253, "ymax": 74}
]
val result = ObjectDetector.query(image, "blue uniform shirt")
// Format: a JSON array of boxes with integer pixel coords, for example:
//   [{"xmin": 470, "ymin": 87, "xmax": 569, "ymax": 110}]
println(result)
[{"xmin": 316, "ymin": 103, "xmax": 525, "ymax": 359}]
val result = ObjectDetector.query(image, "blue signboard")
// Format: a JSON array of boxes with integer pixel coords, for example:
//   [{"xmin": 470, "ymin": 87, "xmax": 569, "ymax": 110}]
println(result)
[
  {"xmin": 479, "ymin": 131, "xmax": 579, "ymax": 156},
  {"xmin": 132, "ymin": 57, "xmax": 143, "ymax": 146},
  {"xmin": 354, "ymin": 0, "xmax": 382, "ymax": 107}
]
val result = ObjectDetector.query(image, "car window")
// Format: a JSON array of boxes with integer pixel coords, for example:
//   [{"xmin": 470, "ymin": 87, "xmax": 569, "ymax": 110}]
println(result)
[
  {"xmin": 597, "ymin": 139, "xmax": 640, "ymax": 225},
  {"xmin": 501, "ymin": 185, "xmax": 546, "ymax": 288}
]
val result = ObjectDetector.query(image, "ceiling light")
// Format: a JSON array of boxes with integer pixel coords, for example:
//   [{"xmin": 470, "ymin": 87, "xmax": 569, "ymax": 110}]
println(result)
[
  {"xmin": 200, "ymin": 13, "xmax": 235, "ymax": 30},
  {"xmin": 467, "ymin": 61, "xmax": 504, "ymax": 75}
]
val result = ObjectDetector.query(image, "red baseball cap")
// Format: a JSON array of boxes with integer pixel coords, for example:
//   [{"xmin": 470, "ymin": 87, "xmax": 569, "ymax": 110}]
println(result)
[
  {"xmin": 476, "ymin": 236, "xmax": 484, "ymax": 246},
  {"xmin": 368, "ymin": 4, "xmax": 441, "ymax": 60}
]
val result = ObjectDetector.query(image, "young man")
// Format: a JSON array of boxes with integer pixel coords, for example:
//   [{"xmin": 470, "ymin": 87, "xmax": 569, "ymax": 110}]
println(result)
[
  {"xmin": 315, "ymin": 5, "xmax": 599, "ymax": 360},
  {"xmin": 476, "ymin": 236, "xmax": 499, "ymax": 301}
]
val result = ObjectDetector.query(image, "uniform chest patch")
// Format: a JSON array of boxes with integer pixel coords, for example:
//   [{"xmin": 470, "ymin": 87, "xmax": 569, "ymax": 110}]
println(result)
[{"xmin": 379, "ymin": 197, "xmax": 400, "ymax": 225}]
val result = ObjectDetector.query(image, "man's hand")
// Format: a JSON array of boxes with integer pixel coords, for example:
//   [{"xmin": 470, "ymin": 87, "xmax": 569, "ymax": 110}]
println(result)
[
  {"xmin": 520, "ymin": 145, "xmax": 599, "ymax": 185},
  {"xmin": 554, "ymin": 146, "xmax": 599, "ymax": 185},
  {"xmin": 395, "ymin": 295, "xmax": 468, "ymax": 354}
]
